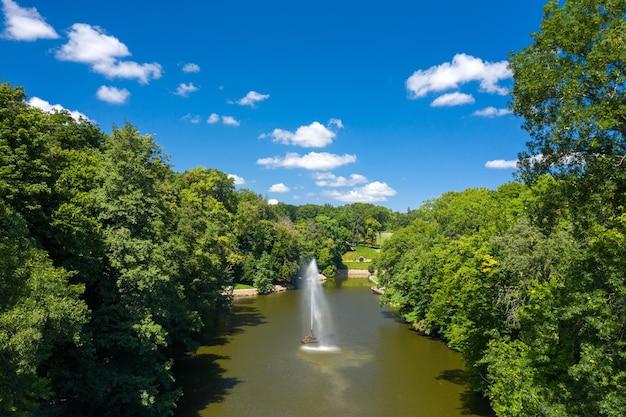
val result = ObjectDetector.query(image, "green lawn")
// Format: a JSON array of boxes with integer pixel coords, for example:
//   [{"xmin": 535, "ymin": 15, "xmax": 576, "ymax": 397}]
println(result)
[
  {"xmin": 341, "ymin": 245, "xmax": 379, "ymax": 270},
  {"xmin": 342, "ymin": 245, "xmax": 379, "ymax": 261},
  {"xmin": 234, "ymin": 283, "xmax": 255, "ymax": 290}
]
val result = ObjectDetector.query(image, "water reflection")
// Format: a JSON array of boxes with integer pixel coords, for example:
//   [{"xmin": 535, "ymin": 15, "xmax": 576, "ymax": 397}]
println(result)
[{"xmin": 297, "ymin": 346, "xmax": 374, "ymax": 413}]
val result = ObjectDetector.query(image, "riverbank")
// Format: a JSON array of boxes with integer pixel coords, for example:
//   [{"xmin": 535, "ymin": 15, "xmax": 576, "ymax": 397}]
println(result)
[
  {"xmin": 230, "ymin": 284, "xmax": 293, "ymax": 297},
  {"xmin": 230, "ymin": 270, "xmax": 377, "ymax": 297}
]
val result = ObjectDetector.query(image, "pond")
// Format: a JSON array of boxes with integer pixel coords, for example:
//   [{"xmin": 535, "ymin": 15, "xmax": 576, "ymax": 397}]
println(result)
[{"xmin": 174, "ymin": 278, "xmax": 493, "ymax": 417}]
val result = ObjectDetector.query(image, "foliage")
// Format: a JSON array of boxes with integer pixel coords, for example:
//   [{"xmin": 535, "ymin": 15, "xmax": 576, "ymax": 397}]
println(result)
[
  {"xmin": 2, "ymin": 81, "xmax": 401, "ymax": 415},
  {"xmin": 0, "ymin": 201, "xmax": 87, "ymax": 416},
  {"xmin": 376, "ymin": 2, "xmax": 626, "ymax": 416},
  {"xmin": 6, "ymin": 6, "xmax": 624, "ymax": 411}
]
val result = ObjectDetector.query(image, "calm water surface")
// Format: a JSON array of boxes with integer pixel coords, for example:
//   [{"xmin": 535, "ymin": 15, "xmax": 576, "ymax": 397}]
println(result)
[{"xmin": 175, "ymin": 279, "xmax": 492, "ymax": 417}]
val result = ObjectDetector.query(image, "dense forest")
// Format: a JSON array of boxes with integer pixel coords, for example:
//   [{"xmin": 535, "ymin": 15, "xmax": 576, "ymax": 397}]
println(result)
[
  {"xmin": 0, "ymin": 79, "xmax": 400, "ymax": 416},
  {"xmin": 376, "ymin": 1, "xmax": 626, "ymax": 416},
  {"xmin": 1, "ymin": 0, "xmax": 624, "ymax": 416}
]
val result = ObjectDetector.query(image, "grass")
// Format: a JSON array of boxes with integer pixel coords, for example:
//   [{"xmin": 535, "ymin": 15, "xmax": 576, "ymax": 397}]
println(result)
[
  {"xmin": 342, "ymin": 245, "xmax": 380, "ymax": 261},
  {"xmin": 234, "ymin": 283, "xmax": 255, "ymax": 290},
  {"xmin": 341, "ymin": 244, "xmax": 379, "ymax": 270}
]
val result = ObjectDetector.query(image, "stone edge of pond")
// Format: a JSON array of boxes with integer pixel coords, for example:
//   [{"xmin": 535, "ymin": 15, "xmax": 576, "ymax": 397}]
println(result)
[{"xmin": 229, "ymin": 284, "xmax": 293, "ymax": 297}]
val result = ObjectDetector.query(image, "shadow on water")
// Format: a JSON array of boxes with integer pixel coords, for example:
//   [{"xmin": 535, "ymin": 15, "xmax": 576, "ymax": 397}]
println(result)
[
  {"xmin": 174, "ymin": 301, "xmax": 267, "ymax": 416},
  {"xmin": 174, "ymin": 353, "xmax": 240, "ymax": 417},
  {"xmin": 437, "ymin": 369, "xmax": 495, "ymax": 417},
  {"xmin": 379, "ymin": 308, "xmax": 406, "ymax": 322},
  {"xmin": 194, "ymin": 300, "xmax": 267, "ymax": 346}
]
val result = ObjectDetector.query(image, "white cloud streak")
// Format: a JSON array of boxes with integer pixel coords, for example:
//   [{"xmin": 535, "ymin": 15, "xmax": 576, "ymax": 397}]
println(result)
[
  {"xmin": 328, "ymin": 118, "xmax": 344, "ymax": 128},
  {"xmin": 182, "ymin": 63, "xmax": 200, "ymax": 73},
  {"xmin": 1, "ymin": 0, "xmax": 58, "ymax": 41},
  {"xmin": 473, "ymin": 106, "xmax": 512, "ymax": 117},
  {"xmin": 257, "ymin": 152, "xmax": 357, "ymax": 170},
  {"xmin": 485, "ymin": 159, "xmax": 518, "ymax": 169},
  {"xmin": 55, "ymin": 23, "xmax": 162, "ymax": 84},
  {"xmin": 313, "ymin": 172, "xmax": 368, "ymax": 187},
  {"xmin": 406, "ymin": 53, "xmax": 511, "ymax": 99},
  {"xmin": 206, "ymin": 113, "xmax": 239, "ymax": 126},
  {"xmin": 269, "ymin": 183, "xmax": 290, "ymax": 193},
  {"xmin": 269, "ymin": 121, "xmax": 337, "ymax": 148},
  {"xmin": 221, "ymin": 115, "xmax": 240, "ymax": 126},
  {"xmin": 322, "ymin": 181, "xmax": 397, "ymax": 203},
  {"xmin": 182, "ymin": 113, "xmax": 202, "ymax": 123},
  {"xmin": 237, "ymin": 90, "xmax": 270, "ymax": 107},
  {"xmin": 96, "ymin": 85, "xmax": 130, "ymax": 104},
  {"xmin": 27, "ymin": 96, "xmax": 89, "ymax": 121},
  {"xmin": 431, "ymin": 92, "xmax": 475, "ymax": 107},
  {"xmin": 174, "ymin": 82, "xmax": 198, "ymax": 97}
]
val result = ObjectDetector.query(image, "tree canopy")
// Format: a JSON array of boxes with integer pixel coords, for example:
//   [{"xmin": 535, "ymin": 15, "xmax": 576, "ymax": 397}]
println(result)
[
  {"xmin": 377, "ymin": 1, "xmax": 626, "ymax": 415},
  {"xmin": 0, "ymin": 80, "xmax": 400, "ymax": 416}
]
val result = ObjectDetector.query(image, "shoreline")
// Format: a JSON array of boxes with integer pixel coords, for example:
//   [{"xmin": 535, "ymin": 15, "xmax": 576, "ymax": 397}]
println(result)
[{"xmin": 231, "ymin": 270, "xmax": 376, "ymax": 297}]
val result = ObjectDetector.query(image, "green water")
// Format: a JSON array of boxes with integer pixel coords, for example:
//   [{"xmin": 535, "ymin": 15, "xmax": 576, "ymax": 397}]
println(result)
[{"xmin": 175, "ymin": 279, "xmax": 493, "ymax": 417}]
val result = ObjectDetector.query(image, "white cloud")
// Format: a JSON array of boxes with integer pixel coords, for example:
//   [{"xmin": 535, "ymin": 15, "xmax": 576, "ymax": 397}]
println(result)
[
  {"xmin": 269, "ymin": 183, "xmax": 290, "ymax": 193},
  {"xmin": 313, "ymin": 172, "xmax": 368, "ymax": 187},
  {"xmin": 488, "ymin": 154, "xmax": 579, "ymax": 170},
  {"xmin": 431, "ymin": 92, "xmax": 475, "ymax": 107},
  {"xmin": 269, "ymin": 121, "xmax": 336, "ymax": 148},
  {"xmin": 96, "ymin": 85, "xmax": 130, "ymax": 104},
  {"xmin": 322, "ymin": 181, "xmax": 397, "ymax": 203},
  {"xmin": 174, "ymin": 82, "xmax": 198, "ymax": 97},
  {"xmin": 473, "ymin": 106, "xmax": 512, "ymax": 117},
  {"xmin": 257, "ymin": 152, "xmax": 357, "ymax": 170},
  {"xmin": 237, "ymin": 90, "xmax": 270, "ymax": 107},
  {"xmin": 328, "ymin": 118, "xmax": 344, "ymax": 128},
  {"xmin": 268, "ymin": 198, "xmax": 279, "ymax": 205},
  {"xmin": 485, "ymin": 159, "xmax": 518, "ymax": 169},
  {"xmin": 182, "ymin": 113, "xmax": 201, "ymax": 123},
  {"xmin": 221, "ymin": 115, "xmax": 240, "ymax": 126},
  {"xmin": 56, "ymin": 23, "xmax": 129, "ymax": 64},
  {"xmin": 182, "ymin": 63, "xmax": 200, "ymax": 73},
  {"xmin": 206, "ymin": 113, "xmax": 239, "ymax": 126},
  {"xmin": 55, "ymin": 23, "xmax": 162, "ymax": 84},
  {"xmin": 227, "ymin": 173, "xmax": 246, "ymax": 185},
  {"xmin": 1, "ymin": 0, "xmax": 58, "ymax": 41},
  {"xmin": 27, "ymin": 96, "xmax": 88, "ymax": 122},
  {"xmin": 406, "ymin": 53, "xmax": 511, "ymax": 99},
  {"xmin": 93, "ymin": 61, "xmax": 162, "ymax": 84}
]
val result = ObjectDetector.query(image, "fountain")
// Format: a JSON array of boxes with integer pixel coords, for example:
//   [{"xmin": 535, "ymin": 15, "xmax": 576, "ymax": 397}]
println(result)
[{"xmin": 300, "ymin": 259, "xmax": 336, "ymax": 350}]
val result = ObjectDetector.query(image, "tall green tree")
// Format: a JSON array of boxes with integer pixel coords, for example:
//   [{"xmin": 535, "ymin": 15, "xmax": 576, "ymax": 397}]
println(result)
[
  {"xmin": 0, "ymin": 201, "xmax": 87, "ymax": 416},
  {"xmin": 88, "ymin": 123, "xmax": 181, "ymax": 417},
  {"xmin": 172, "ymin": 167, "xmax": 239, "ymax": 334},
  {"xmin": 511, "ymin": 0, "xmax": 626, "ymax": 226},
  {"xmin": 489, "ymin": 1, "xmax": 626, "ymax": 415}
]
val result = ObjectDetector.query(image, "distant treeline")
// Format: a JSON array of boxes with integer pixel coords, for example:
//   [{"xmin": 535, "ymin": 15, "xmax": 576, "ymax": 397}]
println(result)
[{"xmin": 0, "ymin": 81, "xmax": 406, "ymax": 416}]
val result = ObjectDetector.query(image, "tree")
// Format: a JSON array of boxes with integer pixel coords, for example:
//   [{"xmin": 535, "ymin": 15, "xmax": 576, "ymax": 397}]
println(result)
[
  {"xmin": 510, "ymin": 0, "xmax": 626, "ymax": 225},
  {"xmin": 173, "ymin": 168, "xmax": 239, "ymax": 333},
  {"xmin": 88, "ymin": 123, "xmax": 182, "ymax": 416},
  {"xmin": 364, "ymin": 217, "xmax": 382, "ymax": 247},
  {"xmin": 491, "ymin": 1, "xmax": 626, "ymax": 414},
  {"xmin": 0, "ymin": 201, "xmax": 87, "ymax": 416}
]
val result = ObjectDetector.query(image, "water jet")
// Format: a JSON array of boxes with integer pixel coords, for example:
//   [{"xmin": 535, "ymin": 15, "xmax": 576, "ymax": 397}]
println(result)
[{"xmin": 300, "ymin": 259, "xmax": 335, "ymax": 349}]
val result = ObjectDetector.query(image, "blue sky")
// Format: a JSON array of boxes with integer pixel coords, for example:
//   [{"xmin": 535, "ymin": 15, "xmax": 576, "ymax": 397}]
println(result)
[{"xmin": 1, "ymin": 0, "xmax": 548, "ymax": 212}]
